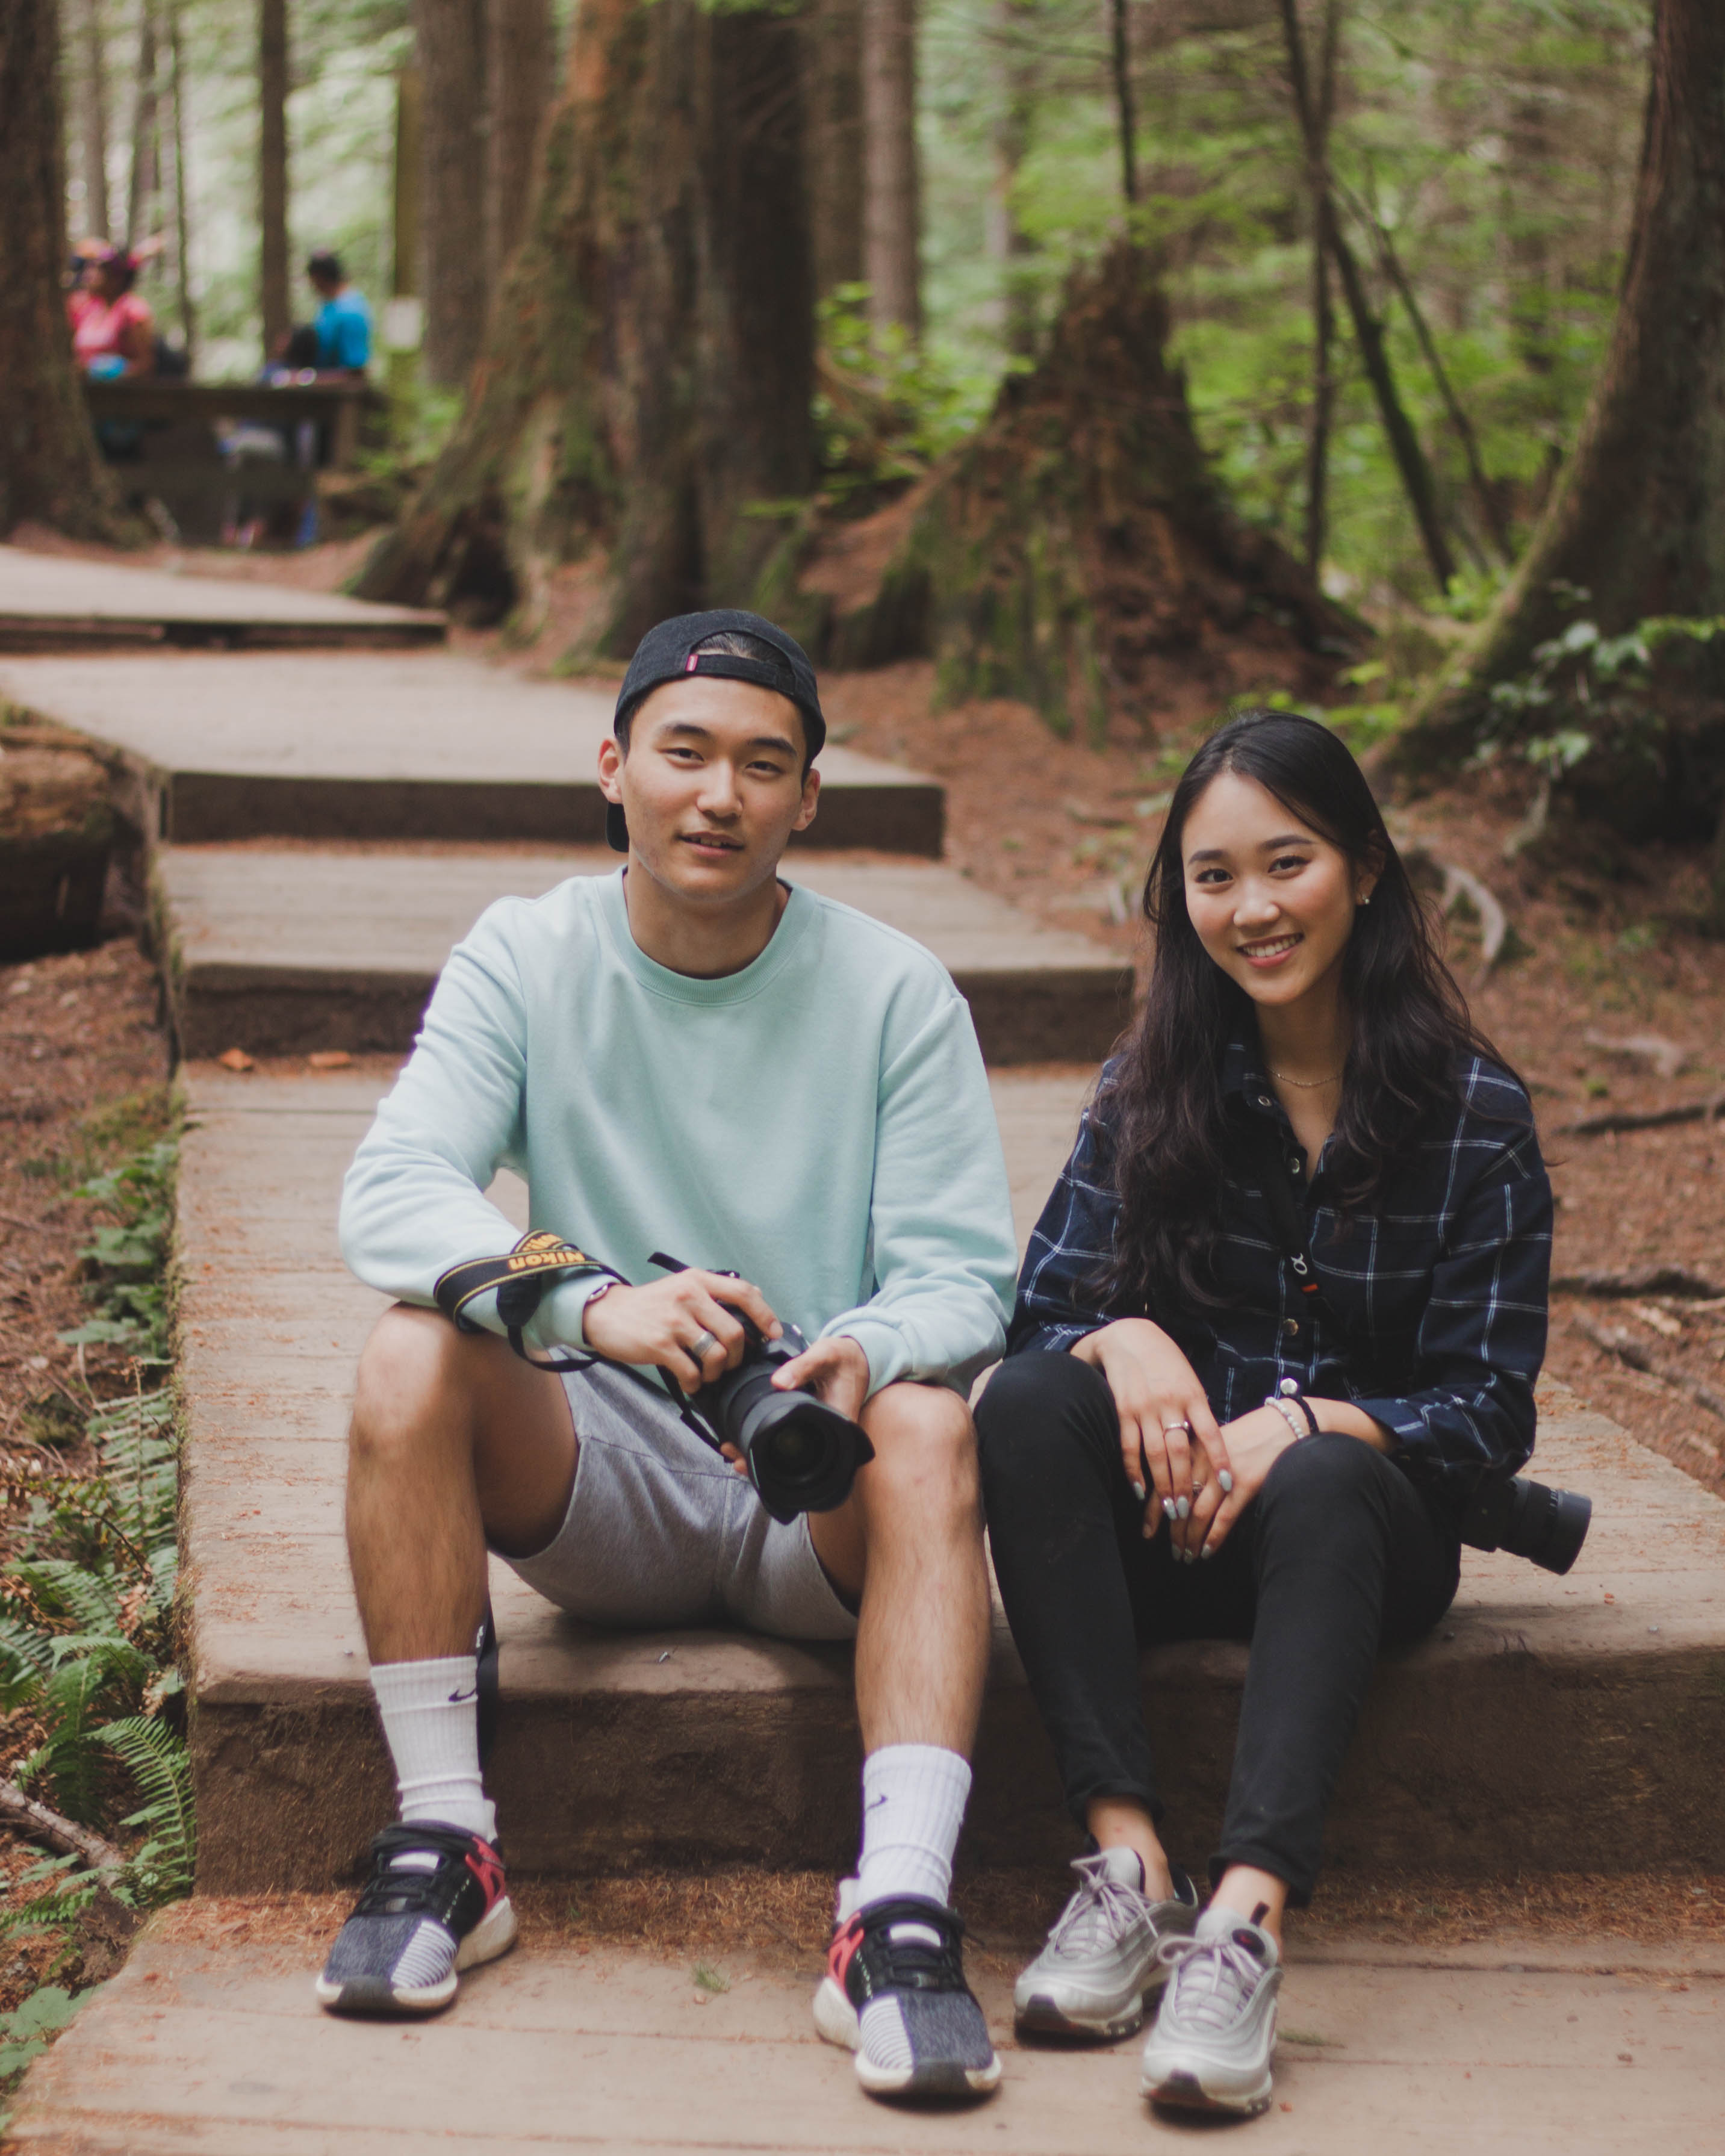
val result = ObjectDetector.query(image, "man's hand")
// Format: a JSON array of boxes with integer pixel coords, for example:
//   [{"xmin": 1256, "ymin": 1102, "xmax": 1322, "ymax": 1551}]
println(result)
[
  {"xmin": 708, "ymin": 1334, "xmax": 869, "ymax": 1479},
  {"xmin": 1072, "ymin": 1319, "xmax": 1231, "ymax": 1541},
  {"xmin": 769, "ymin": 1334, "xmax": 871, "ymax": 1421},
  {"xmin": 580, "ymin": 1270, "xmax": 780, "ymax": 1394}
]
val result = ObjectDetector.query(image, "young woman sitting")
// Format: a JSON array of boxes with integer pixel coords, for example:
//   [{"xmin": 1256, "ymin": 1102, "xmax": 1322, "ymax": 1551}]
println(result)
[{"xmin": 975, "ymin": 709, "xmax": 1551, "ymax": 2119}]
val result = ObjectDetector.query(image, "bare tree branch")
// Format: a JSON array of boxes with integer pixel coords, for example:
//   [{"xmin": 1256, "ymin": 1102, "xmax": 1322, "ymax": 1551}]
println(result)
[{"xmin": 0, "ymin": 1779, "xmax": 126, "ymax": 1873}]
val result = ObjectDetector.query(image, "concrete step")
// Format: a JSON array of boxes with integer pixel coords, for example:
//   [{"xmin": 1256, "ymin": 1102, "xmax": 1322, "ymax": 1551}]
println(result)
[
  {"xmin": 0, "ymin": 542, "xmax": 445, "ymax": 650},
  {"xmin": 154, "ymin": 845, "xmax": 1132, "ymax": 1066},
  {"xmin": 12, "ymin": 1914, "xmax": 1723, "ymax": 2154},
  {"xmin": 0, "ymin": 650, "xmax": 945, "ymax": 853},
  {"xmin": 177, "ymin": 1062, "xmax": 1725, "ymax": 1897}
]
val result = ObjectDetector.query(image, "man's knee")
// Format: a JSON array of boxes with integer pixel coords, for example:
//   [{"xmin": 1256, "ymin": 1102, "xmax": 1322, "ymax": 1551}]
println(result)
[
  {"xmin": 350, "ymin": 1305, "xmax": 474, "ymax": 1459},
  {"xmin": 859, "ymin": 1381, "xmax": 980, "ymax": 1519}
]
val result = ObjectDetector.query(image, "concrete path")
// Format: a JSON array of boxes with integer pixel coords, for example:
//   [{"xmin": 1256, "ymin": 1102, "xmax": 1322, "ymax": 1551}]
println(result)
[
  {"xmin": 0, "ymin": 651, "xmax": 944, "ymax": 851},
  {"xmin": 10, "ymin": 1915, "xmax": 1721, "ymax": 2154},
  {"xmin": 0, "ymin": 543, "xmax": 444, "ymax": 650},
  {"xmin": 175, "ymin": 1061, "xmax": 1725, "ymax": 1895},
  {"xmin": 156, "ymin": 846, "xmax": 1131, "ymax": 1064}
]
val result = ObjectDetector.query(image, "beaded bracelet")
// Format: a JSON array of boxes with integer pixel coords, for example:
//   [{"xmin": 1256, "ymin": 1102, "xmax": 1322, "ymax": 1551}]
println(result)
[{"xmin": 1263, "ymin": 1379, "xmax": 1320, "ymax": 1441}]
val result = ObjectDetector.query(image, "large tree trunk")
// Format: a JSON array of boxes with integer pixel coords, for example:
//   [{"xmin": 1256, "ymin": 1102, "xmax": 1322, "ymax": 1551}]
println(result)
[
  {"xmin": 76, "ymin": 0, "xmax": 111, "ymax": 240},
  {"xmin": 126, "ymin": 0, "xmax": 160, "ymax": 250},
  {"xmin": 1405, "ymin": 0, "xmax": 1725, "ymax": 793},
  {"xmin": 355, "ymin": 0, "xmax": 816, "ymax": 650},
  {"xmin": 805, "ymin": 0, "xmax": 864, "ymax": 300},
  {"xmin": 258, "ymin": 0, "xmax": 290, "ymax": 357},
  {"xmin": 778, "ymin": 243, "xmax": 1360, "ymax": 740},
  {"xmin": 417, "ymin": 0, "xmax": 490, "ymax": 387},
  {"xmin": 861, "ymin": 0, "xmax": 919, "ymax": 338},
  {"xmin": 485, "ymin": 0, "xmax": 552, "ymax": 282},
  {"xmin": 0, "ymin": 0, "xmax": 134, "ymax": 539},
  {"xmin": 986, "ymin": 0, "xmax": 1037, "ymax": 357},
  {"xmin": 166, "ymin": 0, "xmax": 195, "ymax": 363}
]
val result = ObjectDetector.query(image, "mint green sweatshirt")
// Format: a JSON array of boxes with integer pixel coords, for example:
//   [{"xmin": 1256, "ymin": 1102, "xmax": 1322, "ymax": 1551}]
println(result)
[{"xmin": 339, "ymin": 870, "xmax": 1018, "ymax": 1393}]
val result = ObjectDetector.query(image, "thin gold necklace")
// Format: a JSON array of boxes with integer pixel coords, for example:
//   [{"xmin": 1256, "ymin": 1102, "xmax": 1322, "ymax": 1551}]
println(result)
[{"xmin": 1272, "ymin": 1067, "xmax": 1344, "ymax": 1089}]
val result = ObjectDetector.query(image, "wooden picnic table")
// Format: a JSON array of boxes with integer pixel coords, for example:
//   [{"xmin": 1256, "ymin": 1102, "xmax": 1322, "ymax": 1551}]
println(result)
[{"xmin": 83, "ymin": 376, "xmax": 384, "ymax": 468}]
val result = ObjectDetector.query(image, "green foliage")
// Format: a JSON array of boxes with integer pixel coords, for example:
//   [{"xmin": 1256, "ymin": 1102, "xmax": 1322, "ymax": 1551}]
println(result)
[
  {"xmin": 1, "ymin": 1128, "xmax": 190, "ymax": 2068},
  {"xmin": 0, "ymin": 1987, "xmax": 82, "ymax": 2083},
  {"xmin": 1480, "ymin": 613, "xmax": 1725, "ymax": 779},
  {"xmin": 57, "ymin": 1140, "xmax": 177, "ymax": 1365},
  {"xmin": 815, "ymin": 286, "xmax": 1010, "ymax": 513}
]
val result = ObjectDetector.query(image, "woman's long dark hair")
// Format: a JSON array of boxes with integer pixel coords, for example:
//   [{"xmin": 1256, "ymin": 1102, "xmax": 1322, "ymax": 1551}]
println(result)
[{"xmin": 1103, "ymin": 708, "xmax": 1511, "ymax": 1314}]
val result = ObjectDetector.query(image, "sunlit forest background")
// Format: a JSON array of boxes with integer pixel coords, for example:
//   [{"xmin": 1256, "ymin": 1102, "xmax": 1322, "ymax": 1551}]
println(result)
[{"xmin": 72, "ymin": 0, "xmax": 1648, "ymax": 611}]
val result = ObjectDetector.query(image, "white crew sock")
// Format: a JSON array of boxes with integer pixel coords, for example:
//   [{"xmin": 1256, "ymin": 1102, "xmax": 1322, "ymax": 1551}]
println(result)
[
  {"xmin": 370, "ymin": 1656, "xmax": 497, "ymax": 1845},
  {"xmin": 856, "ymin": 1744, "xmax": 972, "ymax": 1911}
]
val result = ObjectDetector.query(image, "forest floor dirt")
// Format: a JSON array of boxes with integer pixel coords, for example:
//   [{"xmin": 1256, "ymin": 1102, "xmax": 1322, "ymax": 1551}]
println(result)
[{"xmin": 0, "ymin": 936, "xmax": 172, "ymax": 2016}]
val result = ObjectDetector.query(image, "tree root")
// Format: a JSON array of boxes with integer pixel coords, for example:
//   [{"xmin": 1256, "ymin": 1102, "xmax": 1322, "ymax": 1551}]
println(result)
[
  {"xmin": 1403, "ymin": 845, "xmax": 1508, "ymax": 984},
  {"xmin": 0, "ymin": 1779, "xmax": 126, "ymax": 1872},
  {"xmin": 1558, "ymin": 1095, "xmax": 1725, "ymax": 1137},
  {"xmin": 1552, "ymin": 1265, "xmax": 1725, "ymax": 1300},
  {"xmin": 1571, "ymin": 1314, "xmax": 1725, "ymax": 1425}
]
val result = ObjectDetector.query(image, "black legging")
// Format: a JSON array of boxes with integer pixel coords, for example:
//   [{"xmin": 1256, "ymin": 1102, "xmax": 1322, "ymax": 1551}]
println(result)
[{"xmin": 975, "ymin": 1350, "xmax": 1460, "ymax": 1904}]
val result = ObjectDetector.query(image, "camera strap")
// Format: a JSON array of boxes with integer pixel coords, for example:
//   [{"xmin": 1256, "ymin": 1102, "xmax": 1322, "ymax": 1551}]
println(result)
[{"xmin": 434, "ymin": 1231, "xmax": 627, "ymax": 1375}]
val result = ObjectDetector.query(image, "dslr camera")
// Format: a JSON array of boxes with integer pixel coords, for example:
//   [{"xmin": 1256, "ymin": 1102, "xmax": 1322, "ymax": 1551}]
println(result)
[
  {"xmin": 1458, "ymin": 1471, "xmax": 1591, "ymax": 1575},
  {"xmin": 653, "ymin": 1254, "xmax": 874, "ymax": 1522}
]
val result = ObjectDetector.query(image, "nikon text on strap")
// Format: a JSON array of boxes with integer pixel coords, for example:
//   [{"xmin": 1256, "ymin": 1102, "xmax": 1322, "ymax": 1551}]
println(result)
[{"xmin": 434, "ymin": 1231, "xmax": 624, "ymax": 1373}]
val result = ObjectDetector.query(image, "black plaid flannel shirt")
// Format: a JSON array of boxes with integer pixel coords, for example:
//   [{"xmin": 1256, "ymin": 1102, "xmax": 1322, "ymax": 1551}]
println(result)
[{"xmin": 1008, "ymin": 1040, "xmax": 1553, "ymax": 1518}]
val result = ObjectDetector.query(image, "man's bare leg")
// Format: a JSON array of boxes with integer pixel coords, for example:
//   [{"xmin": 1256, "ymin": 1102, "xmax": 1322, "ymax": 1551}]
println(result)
[
  {"xmin": 346, "ymin": 1304, "xmax": 578, "ymax": 1664},
  {"xmin": 808, "ymin": 1379, "xmax": 990, "ymax": 1755},
  {"xmin": 319, "ymin": 1306, "xmax": 576, "ymax": 2016}
]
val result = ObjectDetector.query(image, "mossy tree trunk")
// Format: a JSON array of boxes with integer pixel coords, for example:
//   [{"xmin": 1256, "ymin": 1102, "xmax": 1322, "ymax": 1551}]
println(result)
[
  {"xmin": 0, "ymin": 0, "xmax": 135, "ymax": 542},
  {"xmin": 798, "ymin": 241, "xmax": 1357, "ymax": 741},
  {"xmin": 1406, "ymin": 0, "xmax": 1725, "ymax": 765},
  {"xmin": 356, "ymin": 0, "xmax": 814, "ymax": 653}
]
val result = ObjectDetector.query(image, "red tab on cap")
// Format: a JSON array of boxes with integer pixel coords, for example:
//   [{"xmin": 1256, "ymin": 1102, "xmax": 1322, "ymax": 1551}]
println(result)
[{"xmin": 685, "ymin": 652, "xmax": 698, "ymax": 672}]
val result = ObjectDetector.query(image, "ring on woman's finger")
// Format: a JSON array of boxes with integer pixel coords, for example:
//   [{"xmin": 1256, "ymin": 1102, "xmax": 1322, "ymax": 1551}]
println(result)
[
  {"xmin": 689, "ymin": 1328, "xmax": 720, "ymax": 1363},
  {"xmin": 1162, "ymin": 1418, "xmax": 1192, "ymax": 1437}
]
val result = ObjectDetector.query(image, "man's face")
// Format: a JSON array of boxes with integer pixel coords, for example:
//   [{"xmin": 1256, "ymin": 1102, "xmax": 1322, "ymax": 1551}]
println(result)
[{"xmin": 597, "ymin": 677, "xmax": 819, "ymax": 907}]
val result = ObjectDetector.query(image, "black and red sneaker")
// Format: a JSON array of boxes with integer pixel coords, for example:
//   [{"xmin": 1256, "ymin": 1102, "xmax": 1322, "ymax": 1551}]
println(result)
[
  {"xmin": 315, "ymin": 1821, "xmax": 516, "ymax": 2016},
  {"xmin": 813, "ymin": 1880, "xmax": 1000, "ymax": 2099}
]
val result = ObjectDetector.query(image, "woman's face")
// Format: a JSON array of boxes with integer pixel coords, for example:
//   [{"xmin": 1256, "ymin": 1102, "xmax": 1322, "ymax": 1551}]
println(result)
[{"xmin": 1179, "ymin": 769, "xmax": 1376, "ymax": 1013}]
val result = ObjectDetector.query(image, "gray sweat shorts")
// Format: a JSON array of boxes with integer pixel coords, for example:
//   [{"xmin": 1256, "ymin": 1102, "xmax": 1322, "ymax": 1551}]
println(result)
[{"xmin": 499, "ymin": 1358, "xmax": 858, "ymax": 1642}]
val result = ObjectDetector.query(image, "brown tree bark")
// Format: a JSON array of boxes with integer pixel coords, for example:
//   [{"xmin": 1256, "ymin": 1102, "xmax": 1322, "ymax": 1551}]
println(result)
[
  {"xmin": 166, "ymin": 0, "xmax": 196, "ymax": 363},
  {"xmin": 355, "ymin": 0, "xmax": 817, "ymax": 649},
  {"xmin": 258, "ymin": 0, "xmax": 290, "ymax": 357},
  {"xmin": 126, "ymin": 0, "xmax": 160, "ymax": 250},
  {"xmin": 1295, "ymin": 0, "xmax": 1339, "ymax": 574},
  {"xmin": 76, "ymin": 0, "xmax": 111, "ymax": 240},
  {"xmin": 1108, "ymin": 0, "xmax": 1136, "ymax": 207},
  {"xmin": 986, "ymin": 0, "xmax": 1037, "ymax": 357},
  {"xmin": 416, "ymin": 0, "xmax": 490, "ymax": 387},
  {"xmin": 861, "ymin": 0, "xmax": 919, "ymax": 338},
  {"xmin": 787, "ymin": 243, "xmax": 1360, "ymax": 740},
  {"xmin": 0, "ymin": 0, "xmax": 134, "ymax": 539},
  {"xmin": 1278, "ymin": 0, "xmax": 1455, "ymax": 594},
  {"xmin": 1408, "ymin": 0, "xmax": 1725, "ymax": 780},
  {"xmin": 485, "ymin": 0, "xmax": 552, "ymax": 281},
  {"xmin": 804, "ymin": 0, "xmax": 865, "ymax": 300}
]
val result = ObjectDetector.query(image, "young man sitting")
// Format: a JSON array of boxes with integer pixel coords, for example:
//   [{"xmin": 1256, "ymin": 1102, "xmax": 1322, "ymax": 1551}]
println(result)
[{"xmin": 317, "ymin": 610, "xmax": 1019, "ymax": 2103}]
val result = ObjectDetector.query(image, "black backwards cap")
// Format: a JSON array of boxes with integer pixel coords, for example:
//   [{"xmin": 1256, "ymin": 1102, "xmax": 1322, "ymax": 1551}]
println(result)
[{"xmin": 606, "ymin": 609, "xmax": 825, "ymax": 852}]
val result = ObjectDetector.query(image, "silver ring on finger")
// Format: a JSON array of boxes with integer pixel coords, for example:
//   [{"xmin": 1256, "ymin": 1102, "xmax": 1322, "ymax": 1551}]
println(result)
[
  {"xmin": 690, "ymin": 1328, "xmax": 720, "ymax": 1364},
  {"xmin": 1162, "ymin": 1418, "xmax": 1192, "ymax": 1438}
]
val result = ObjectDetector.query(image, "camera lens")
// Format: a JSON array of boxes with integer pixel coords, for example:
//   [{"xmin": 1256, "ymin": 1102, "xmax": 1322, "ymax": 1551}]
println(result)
[{"xmin": 1505, "ymin": 1476, "xmax": 1592, "ymax": 1575}]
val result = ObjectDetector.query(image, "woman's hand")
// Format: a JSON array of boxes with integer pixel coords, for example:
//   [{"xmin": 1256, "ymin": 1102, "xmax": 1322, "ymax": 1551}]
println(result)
[
  {"xmin": 1072, "ymin": 1320, "xmax": 1231, "ymax": 1540},
  {"xmin": 1175, "ymin": 1406, "xmax": 1297, "ymax": 1562}
]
